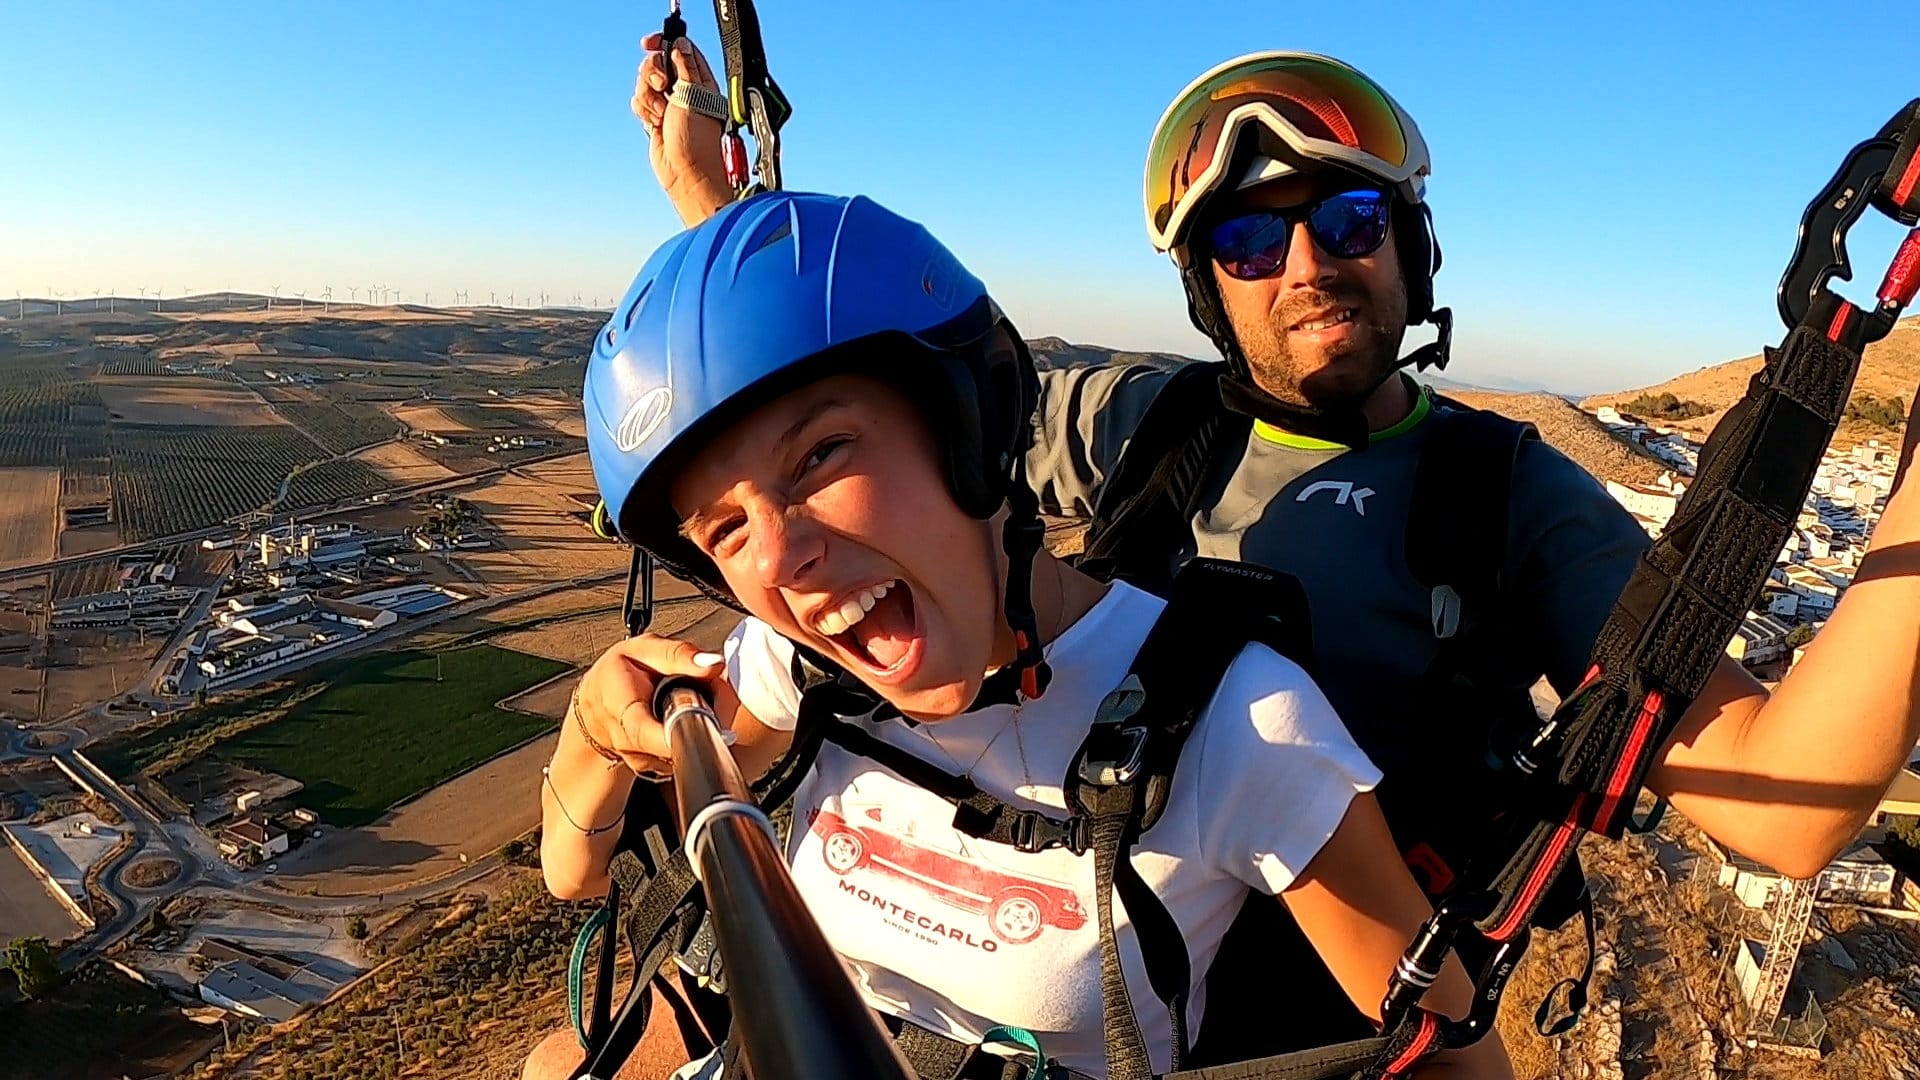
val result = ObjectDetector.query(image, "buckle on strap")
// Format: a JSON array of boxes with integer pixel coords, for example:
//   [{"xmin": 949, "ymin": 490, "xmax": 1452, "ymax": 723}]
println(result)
[
  {"xmin": 1076, "ymin": 675, "xmax": 1149, "ymax": 789},
  {"xmin": 1010, "ymin": 812, "xmax": 1090, "ymax": 856}
]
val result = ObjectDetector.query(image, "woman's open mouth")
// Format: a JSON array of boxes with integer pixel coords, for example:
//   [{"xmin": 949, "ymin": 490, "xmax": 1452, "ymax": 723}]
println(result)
[{"xmin": 812, "ymin": 578, "xmax": 925, "ymax": 686}]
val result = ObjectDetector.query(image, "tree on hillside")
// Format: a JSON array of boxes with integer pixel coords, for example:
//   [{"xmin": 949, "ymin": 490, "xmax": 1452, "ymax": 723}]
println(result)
[
  {"xmin": 1891, "ymin": 814, "xmax": 1920, "ymax": 851},
  {"xmin": 1623, "ymin": 391, "xmax": 1711, "ymax": 421},
  {"xmin": 1785, "ymin": 624, "xmax": 1817, "ymax": 649},
  {"xmin": 498, "ymin": 837, "xmax": 535, "ymax": 866},
  {"xmin": 6, "ymin": 936, "xmax": 61, "ymax": 999},
  {"xmin": 1845, "ymin": 392, "xmax": 1907, "ymax": 429},
  {"xmin": 347, "ymin": 915, "xmax": 368, "ymax": 940}
]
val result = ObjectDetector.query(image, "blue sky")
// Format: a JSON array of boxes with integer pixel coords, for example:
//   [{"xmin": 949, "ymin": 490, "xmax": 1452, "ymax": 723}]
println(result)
[{"xmin": 3, "ymin": 0, "xmax": 1916, "ymax": 395}]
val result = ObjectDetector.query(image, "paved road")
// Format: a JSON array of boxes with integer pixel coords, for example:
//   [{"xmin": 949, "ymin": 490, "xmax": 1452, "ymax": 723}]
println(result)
[
  {"xmin": 32, "ymin": 749, "xmax": 205, "ymax": 968},
  {"xmin": 1, "ymin": 721, "xmax": 85, "ymax": 761}
]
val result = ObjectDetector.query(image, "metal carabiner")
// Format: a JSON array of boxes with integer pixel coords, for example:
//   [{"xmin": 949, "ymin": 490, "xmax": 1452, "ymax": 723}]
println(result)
[
  {"xmin": 746, "ymin": 88, "xmax": 785, "ymax": 193},
  {"xmin": 1778, "ymin": 98, "xmax": 1920, "ymax": 342}
]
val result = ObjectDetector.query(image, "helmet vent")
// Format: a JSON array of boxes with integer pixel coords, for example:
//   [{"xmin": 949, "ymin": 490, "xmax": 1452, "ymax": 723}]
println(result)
[
  {"xmin": 621, "ymin": 282, "xmax": 652, "ymax": 333},
  {"xmin": 753, "ymin": 218, "xmax": 793, "ymax": 252}
]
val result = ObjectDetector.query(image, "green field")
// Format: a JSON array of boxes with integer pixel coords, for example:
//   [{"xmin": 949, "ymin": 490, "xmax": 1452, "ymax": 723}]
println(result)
[{"xmin": 213, "ymin": 645, "xmax": 567, "ymax": 827}]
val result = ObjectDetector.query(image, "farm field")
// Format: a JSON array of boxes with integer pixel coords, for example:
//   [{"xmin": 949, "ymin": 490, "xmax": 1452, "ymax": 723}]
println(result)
[
  {"xmin": 356, "ymin": 439, "xmax": 456, "ymax": 486},
  {"xmin": 0, "ymin": 467, "xmax": 60, "ymax": 570},
  {"xmin": 489, "ymin": 590, "xmax": 723, "ymax": 669},
  {"xmin": 281, "ymin": 456, "xmax": 390, "ymax": 510},
  {"xmin": 0, "ymin": 662, "xmax": 42, "ymax": 722},
  {"xmin": 96, "ymin": 353, "xmax": 170, "ymax": 376},
  {"xmin": 95, "ymin": 377, "xmax": 279, "ymax": 426},
  {"xmin": 268, "ymin": 731, "xmax": 559, "ymax": 895},
  {"xmin": 387, "ymin": 403, "xmax": 471, "ymax": 434},
  {"xmin": 274, "ymin": 398, "xmax": 405, "ymax": 453},
  {"xmin": 0, "ymin": 580, "xmax": 48, "ymax": 721},
  {"xmin": 213, "ymin": 645, "xmax": 567, "ymax": 827},
  {"xmin": 0, "ymin": 380, "xmax": 101, "ymax": 469},
  {"xmin": 56, "ymin": 524, "xmax": 121, "ymax": 558},
  {"xmin": 457, "ymin": 466, "xmax": 626, "ymax": 590},
  {"xmin": 409, "ymin": 578, "xmax": 629, "ymax": 649},
  {"xmin": 42, "ymin": 636, "xmax": 165, "ymax": 717},
  {"xmin": 59, "ymin": 460, "xmax": 112, "ymax": 505},
  {"xmin": 110, "ymin": 424, "xmax": 380, "ymax": 539}
]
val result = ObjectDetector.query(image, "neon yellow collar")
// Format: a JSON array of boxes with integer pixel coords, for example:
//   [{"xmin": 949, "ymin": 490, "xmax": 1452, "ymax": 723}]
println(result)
[{"xmin": 1251, "ymin": 375, "xmax": 1433, "ymax": 451}]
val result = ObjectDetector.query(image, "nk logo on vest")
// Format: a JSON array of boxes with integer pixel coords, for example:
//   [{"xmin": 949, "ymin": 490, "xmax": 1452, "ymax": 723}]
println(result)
[{"xmin": 1295, "ymin": 480, "xmax": 1375, "ymax": 516}]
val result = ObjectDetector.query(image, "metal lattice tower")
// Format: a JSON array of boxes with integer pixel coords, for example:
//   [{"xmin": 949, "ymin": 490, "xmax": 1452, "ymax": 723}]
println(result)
[{"xmin": 1746, "ymin": 874, "xmax": 1817, "ymax": 1036}]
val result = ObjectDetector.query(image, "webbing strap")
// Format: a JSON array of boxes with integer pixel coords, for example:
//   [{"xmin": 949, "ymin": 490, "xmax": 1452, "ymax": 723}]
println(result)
[
  {"xmin": 1876, "ymin": 100, "xmax": 1920, "ymax": 218},
  {"xmin": 895, "ymin": 1022, "xmax": 978, "ymax": 1080},
  {"xmin": 888, "ymin": 1013, "xmax": 1440, "ymax": 1080},
  {"xmin": 573, "ymin": 839, "xmax": 703, "ymax": 1079},
  {"xmin": 1476, "ymin": 286, "xmax": 1870, "ymax": 940},
  {"xmin": 1162, "ymin": 1036, "xmax": 1395, "ymax": 1080},
  {"xmin": 1077, "ymin": 362, "xmax": 1237, "ymax": 590},
  {"xmin": 1076, "ymin": 559, "xmax": 1317, "ymax": 1079},
  {"xmin": 1566, "ymin": 289, "xmax": 1865, "ymax": 812},
  {"xmin": 1082, "ymin": 783, "xmax": 1160, "ymax": 1080},
  {"xmin": 816, "ymin": 716, "xmax": 1089, "ymax": 853}
]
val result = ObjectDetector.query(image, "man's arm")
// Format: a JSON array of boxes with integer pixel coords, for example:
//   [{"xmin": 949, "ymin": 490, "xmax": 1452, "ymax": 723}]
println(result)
[
  {"xmin": 1024, "ymin": 363, "xmax": 1174, "ymax": 521},
  {"xmin": 1515, "ymin": 426, "xmax": 1920, "ymax": 878}
]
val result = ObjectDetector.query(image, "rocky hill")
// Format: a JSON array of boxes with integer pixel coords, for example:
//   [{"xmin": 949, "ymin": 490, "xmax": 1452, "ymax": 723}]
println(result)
[
  {"xmin": 1437, "ymin": 389, "xmax": 1669, "ymax": 486},
  {"xmin": 1581, "ymin": 314, "xmax": 1919, "ymax": 453},
  {"xmin": 1024, "ymin": 335, "xmax": 1196, "ymax": 372}
]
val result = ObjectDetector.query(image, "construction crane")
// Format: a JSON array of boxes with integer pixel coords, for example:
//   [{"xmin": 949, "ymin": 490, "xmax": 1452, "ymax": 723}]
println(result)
[{"xmin": 1746, "ymin": 873, "xmax": 1818, "ymax": 1040}]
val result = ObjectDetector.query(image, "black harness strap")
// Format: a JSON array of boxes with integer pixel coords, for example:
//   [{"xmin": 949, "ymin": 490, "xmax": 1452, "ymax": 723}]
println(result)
[
  {"xmin": 1476, "ymin": 288, "xmax": 1878, "ymax": 946},
  {"xmin": 1406, "ymin": 401, "xmax": 1535, "ymax": 653},
  {"xmin": 892, "ymin": 1021, "xmax": 977, "ymax": 1080},
  {"xmin": 574, "ymin": 825, "xmax": 705, "ymax": 1079},
  {"xmin": 815, "ymin": 716, "xmax": 1093, "ymax": 854},
  {"xmin": 1077, "ymin": 362, "xmax": 1242, "ymax": 590}
]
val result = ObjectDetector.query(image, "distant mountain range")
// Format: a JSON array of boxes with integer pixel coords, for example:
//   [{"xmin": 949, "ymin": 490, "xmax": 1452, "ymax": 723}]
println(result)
[{"xmin": 1023, "ymin": 336, "xmax": 1195, "ymax": 372}]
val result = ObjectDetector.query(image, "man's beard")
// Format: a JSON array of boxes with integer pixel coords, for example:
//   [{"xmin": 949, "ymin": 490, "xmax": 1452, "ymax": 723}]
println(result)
[{"xmin": 1235, "ymin": 288, "xmax": 1408, "ymax": 411}]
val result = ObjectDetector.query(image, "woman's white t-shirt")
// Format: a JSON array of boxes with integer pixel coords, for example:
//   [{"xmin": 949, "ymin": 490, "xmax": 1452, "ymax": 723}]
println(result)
[{"xmin": 720, "ymin": 580, "xmax": 1381, "ymax": 1078}]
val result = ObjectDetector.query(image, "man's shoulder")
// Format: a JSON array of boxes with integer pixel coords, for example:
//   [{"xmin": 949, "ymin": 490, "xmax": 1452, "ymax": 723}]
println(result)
[{"xmin": 1036, "ymin": 360, "xmax": 1186, "ymax": 420}]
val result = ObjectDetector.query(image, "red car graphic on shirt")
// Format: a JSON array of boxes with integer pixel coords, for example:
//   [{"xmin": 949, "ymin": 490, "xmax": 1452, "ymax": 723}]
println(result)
[{"xmin": 807, "ymin": 806, "xmax": 1089, "ymax": 944}]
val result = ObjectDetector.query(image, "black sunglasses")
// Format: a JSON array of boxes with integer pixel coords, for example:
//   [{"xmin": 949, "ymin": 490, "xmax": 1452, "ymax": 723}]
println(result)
[{"xmin": 1206, "ymin": 189, "xmax": 1392, "ymax": 280}]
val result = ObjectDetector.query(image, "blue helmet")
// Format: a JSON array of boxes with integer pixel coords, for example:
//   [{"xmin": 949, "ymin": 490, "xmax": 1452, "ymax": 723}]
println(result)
[{"xmin": 584, "ymin": 191, "xmax": 1042, "ymax": 612}]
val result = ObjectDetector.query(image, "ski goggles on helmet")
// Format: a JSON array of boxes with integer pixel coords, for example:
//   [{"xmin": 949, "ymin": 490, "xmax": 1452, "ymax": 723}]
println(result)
[
  {"xmin": 1144, "ymin": 52, "xmax": 1430, "ymax": 256},
  {"xmin": 1205, "ymin": 188, "xmax": 1391, "ymax": 280}
]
